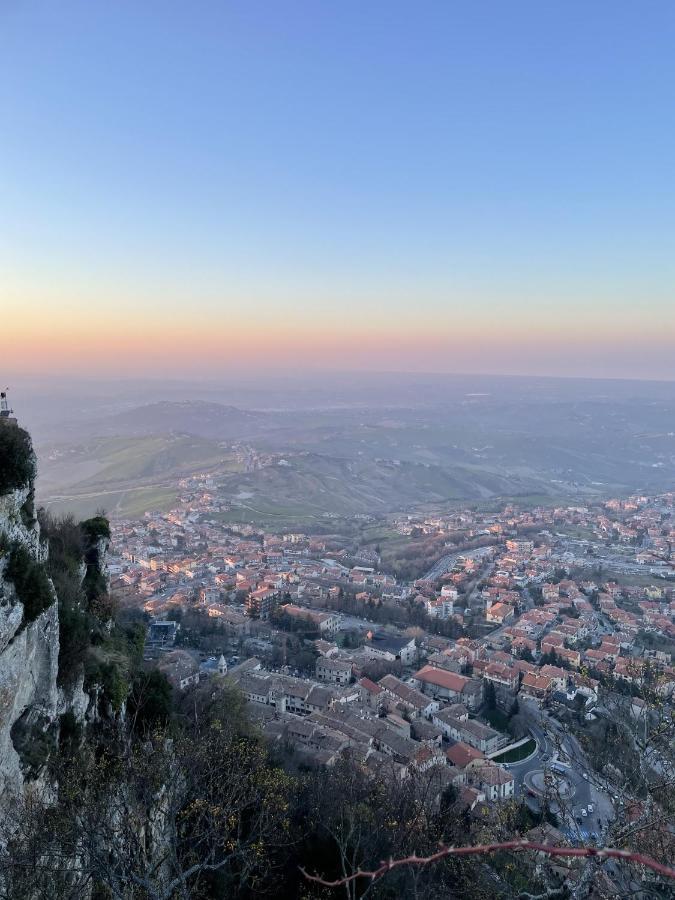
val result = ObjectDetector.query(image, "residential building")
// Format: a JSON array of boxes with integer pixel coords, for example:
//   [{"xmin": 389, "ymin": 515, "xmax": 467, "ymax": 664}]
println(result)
[
  {"xmin": 316, "ymin": 657, "xmax": 353, "ymax": 686},
  {"xmin": 412, "ymin": 666, "xmax": 482, "ymax": 709},
  {"xmin": 364, "ymin": 632, "xmax": 417, "ymax": 666},
  {"xmin": 466, "ymin": 760, "xmax": 515, "ymax": 802}
]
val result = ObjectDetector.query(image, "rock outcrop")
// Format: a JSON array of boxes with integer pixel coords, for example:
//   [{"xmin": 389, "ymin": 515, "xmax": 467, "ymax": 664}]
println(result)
[{"xmin": 0, "ymin": 475, "xmax": 59, "ymax": 802}]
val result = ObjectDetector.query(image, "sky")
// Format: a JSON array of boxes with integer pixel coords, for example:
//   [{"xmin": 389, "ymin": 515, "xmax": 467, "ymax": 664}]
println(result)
[{"xmin": 2, "ymin": 1, "xmax": 675, "ymax": 380}]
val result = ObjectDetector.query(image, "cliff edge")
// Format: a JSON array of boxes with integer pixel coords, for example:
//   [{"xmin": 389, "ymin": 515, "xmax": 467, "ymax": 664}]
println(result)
[{"xmin": 0, "ymin": 426, "xmax": 60, "ymax": 801}]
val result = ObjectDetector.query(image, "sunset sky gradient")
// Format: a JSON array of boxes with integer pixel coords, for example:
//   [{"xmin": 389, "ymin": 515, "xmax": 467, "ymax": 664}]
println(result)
[{"xmin": 2, "ymin": 1, "xmax": 674, "ymax": 379}]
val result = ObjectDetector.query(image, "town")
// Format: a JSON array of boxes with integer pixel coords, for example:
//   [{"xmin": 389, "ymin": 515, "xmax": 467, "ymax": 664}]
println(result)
[{"xmin": 107, "ymin": 476, "xmax": 675, "ymax": 884}]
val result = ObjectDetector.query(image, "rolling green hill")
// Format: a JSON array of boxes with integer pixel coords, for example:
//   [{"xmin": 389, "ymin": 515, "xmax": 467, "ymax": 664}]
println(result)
[
  {"xmin": 214, "ymin": 452, "xmax": 552, "ymax": 524},
  {"xmin": 36, "ymin": 434, "xmax": 242, "ymax": 519}
]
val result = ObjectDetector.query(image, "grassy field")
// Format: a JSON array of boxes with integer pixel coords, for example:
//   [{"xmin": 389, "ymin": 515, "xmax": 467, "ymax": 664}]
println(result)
[
  {"xmin": 114, "ymin": 486, "xmax": 180, "ymax": 518},
  {"xmin": 214, "ymin": 451, "xmax": 553, "ymax": 527},
  {"xmin": 76, "ymin": 435, "xmax": 233, "ymax": 487},
  {"xmin": 491, "ymin": 738, "xmax": 537, "ymax": 764},
  {"xmin": 43, "ymin": 485, "xmax": 179, "ymax": 520},
  {"xmin": 37, "ymin": 434, "xmax": 240, "ymax": 520},
  {"xmin": 215, "ymin": 508, "xmax": 330, "ymax": 527}
]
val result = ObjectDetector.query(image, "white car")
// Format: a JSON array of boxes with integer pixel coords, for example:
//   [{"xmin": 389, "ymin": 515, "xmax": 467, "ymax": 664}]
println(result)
[
  {"xmin": 582, "ymin": 773, "xmax": 588, "ymax": 780},
  {"xmin": 581, "ymin": 809, "xmax": 588, "ymax": 817},
  {"xmin": 587, "ymin": 803, "xmax": 594, "ymax": 813}
]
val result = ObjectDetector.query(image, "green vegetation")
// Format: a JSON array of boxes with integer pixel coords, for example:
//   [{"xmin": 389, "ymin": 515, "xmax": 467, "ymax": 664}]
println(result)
[
  {"xmin": 636, "ymin": 628, "xmax": 675, "ymax": 655},
  {"xmin": 1, "ymin": 673, "xmax": 517, "ymax": 900},
  {"xmin": 127, "ymin": 668, "xmax": 173, "ymax": 731},
  {"xmin": 4, "ymin": 542, "xmax": 54, "ymax": 624},
  {"xmin": 40, "ymin": 511, "xmax": 89, "ymax": 687},
  {"xmin": 483, "ymin": 707, "xmax": 511, "ymax": 734},
  {"xmin": 76, "ymin": 434, "xmax": 232, "ymax": 487},
  {"xmin": 269, "ymin": 606, "xmax": 320, "ymax": 639},
  {"xmin": 80, "ymin": 515, "xmax": 111, "ymax": 541},
  {"xmin": 58, "ymin": 710, "xmax": 83, "ymax": 755},
  {"xmin": 39, "ymin": 509, "xmax": 144, "ymax": 709},
  {"xmin": 82, "ymin": 566, "xmax": 107, "ymax": 603},
  {"xmin": 491, "ymin": 737, "xmax": 537, "ymax": 763},
  {"xmin": 84, "ymin": 614, "xmax": 145, "ymax": 713},
  {"xmin": 43, "ymin": 486, "xmax": 180, "ymax": 521},
  {"xmin": 484, "ymin": 679, "xmax": 497, "ymax": 711},
  {"xmin": 112, "ymin": 485, "xmax": 179, "ymax": 518},
  {"xmin": 0, "ymin": 425, "xmax": 35, "ymax": 494},
  {"xmin": 38, "ymin": 434, "xmax": 235, "ymax": 518},
  {"xmin": 540, "ymin": 648, "xmax": 571, "ymax": 670}
]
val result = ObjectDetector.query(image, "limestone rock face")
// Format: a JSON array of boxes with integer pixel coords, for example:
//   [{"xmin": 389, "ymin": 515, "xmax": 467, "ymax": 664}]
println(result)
[
  {"xmin": 0, "ymin": 484, "xmax": 45, "ymax": 562},
  {"xmin": 0, "ymin": 469, "xmax": 59, "ymax": 801},
  {"xmin": 0, "ymin": 486, "xmax": 44, "ymax": 653},
  {"xmin": 0, "ymin": 603, "xmax": 59, "ymax": 801},
  {"xmin": 94, "ymin": 536, "xmax": 111, "ymax": 589}
]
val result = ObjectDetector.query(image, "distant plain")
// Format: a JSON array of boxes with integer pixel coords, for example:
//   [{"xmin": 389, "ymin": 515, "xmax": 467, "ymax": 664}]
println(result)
[{"xmin": 11, "ymin": 373, "xmax": 673, "ymax": 523}]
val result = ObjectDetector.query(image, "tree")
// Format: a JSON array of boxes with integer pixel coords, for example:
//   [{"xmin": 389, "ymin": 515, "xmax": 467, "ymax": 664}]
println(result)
[
  {"xmin": 4, "ymin": 541, "xmax": 54, "ymax": 624},
  {"xmin": 128, "ymin": 669, "xmax": 174, "ymax": 733},
  {"xmin": 298, "ymin": 756, "xmax": 489, "ymax": 900},
  {"xmin": 0, "ymin": 425, "xmax": 35, "ymax": 494},
  {"xmin": 1, "ymin": 693, "xmax": 293, "ymax": 900}
]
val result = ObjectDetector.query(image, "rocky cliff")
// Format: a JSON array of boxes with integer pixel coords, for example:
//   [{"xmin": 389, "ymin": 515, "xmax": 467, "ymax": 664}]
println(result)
[
  {"xmin": 0, "ymin": 426, "xmax": 103, "ymax": 804},
  {"xmin": 0, "ymin": 471, "xmax": 60, "ymax": 802}
]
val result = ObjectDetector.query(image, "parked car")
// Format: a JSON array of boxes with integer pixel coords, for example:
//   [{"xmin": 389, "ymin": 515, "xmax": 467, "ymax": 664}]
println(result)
[
  {"xmin": 581, "ymin": 809, "xmax": 588, "ymax": 817},
  {"xmin": 587, "ymin": 803, "xmax": 594, "ymax": 813}
]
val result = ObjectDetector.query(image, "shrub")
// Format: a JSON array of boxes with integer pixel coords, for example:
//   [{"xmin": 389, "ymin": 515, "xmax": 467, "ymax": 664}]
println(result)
[
  {"xmin": 83, "ymin": 567, "xmax": 108, "ymax": 604},
  {"xmin": 128, "ymin": 669, "xmax": 173, "ymax": 732},
  {"xmin": 80, "ymin": 516, "xmax": 111, "ymax": 542},
  {"xmin": 0, "ymin": 426, "xmax": 35, "ymax": 495},
  {"xmin": 85, "ymin": 658, "xmax": 129, "ymax": 713},
  {"xmin": 40, "ymin": 512, "xmax": 91, "ymax": 686},
  {"xmin": 40, "ymin": 511, "xmax": 84, "ymax": 574},
  {"xmin": 5, "ymin": 542, "xmax": 54, "ymax": 624},
  {"xmin": 56, "ymin": 581, "xmax": 90, "ymax": 687},
  {"xmin": 58, "ymin": 711, "xmax": 82, "ymax": 754}
]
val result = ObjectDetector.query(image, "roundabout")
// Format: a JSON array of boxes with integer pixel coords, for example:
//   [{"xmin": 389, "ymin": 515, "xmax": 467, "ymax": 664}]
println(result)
[{"xmin": 523, "ymin": 767, "xmax": 576, "ymax": 801}]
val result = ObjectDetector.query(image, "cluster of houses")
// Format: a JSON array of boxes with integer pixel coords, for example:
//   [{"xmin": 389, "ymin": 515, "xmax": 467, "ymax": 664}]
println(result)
[
  {"xmin": 228, "ymin": 656, "xmax": 516, "ymax": 805},
  {"xmin": 106, "ymin": 483, "xmax": 675, "ymax": 809},
  {"xmin": 396, "ymin": 493, "xmax": 675, "ymax": 570}
]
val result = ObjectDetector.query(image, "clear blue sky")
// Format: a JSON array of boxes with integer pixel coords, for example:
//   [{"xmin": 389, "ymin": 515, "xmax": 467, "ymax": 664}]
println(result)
[{"xmin": 2, "ymin": 1, "xmax": 675, "ymax": 377}]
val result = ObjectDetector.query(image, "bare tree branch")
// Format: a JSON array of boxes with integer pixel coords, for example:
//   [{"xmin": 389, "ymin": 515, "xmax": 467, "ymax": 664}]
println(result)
[{"xmin": 300, "ymin": 839, "xmax": 675, "ymax": 888}]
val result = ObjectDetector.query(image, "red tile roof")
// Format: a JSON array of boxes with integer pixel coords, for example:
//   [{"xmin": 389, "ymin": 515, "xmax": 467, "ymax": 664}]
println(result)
[
  {"xmin": 446, "ymin": 741, "xmax": 484, "ymax": 768},
  {"xmin": 414, "ymin": 666, "xmax": 469, "ymax": 693}
]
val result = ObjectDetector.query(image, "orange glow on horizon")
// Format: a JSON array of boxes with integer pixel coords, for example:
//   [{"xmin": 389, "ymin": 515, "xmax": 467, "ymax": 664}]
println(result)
[{"xmin": 5, "ymin": 306, "xmax": 675, "ymax": 380}]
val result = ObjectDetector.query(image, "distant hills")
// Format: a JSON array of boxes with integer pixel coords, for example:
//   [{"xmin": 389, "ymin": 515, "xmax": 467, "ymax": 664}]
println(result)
[
  {"xmin": 104, "ymin": 401, "xmax": 270, "ymax": 439},
  {"xmin": 26, "ymin": 376, "xmax": 675, "ymax": 523}
]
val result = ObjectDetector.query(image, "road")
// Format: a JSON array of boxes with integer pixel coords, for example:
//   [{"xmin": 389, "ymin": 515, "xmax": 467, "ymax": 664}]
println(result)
[
  {"xmin": 502, "ymin": 723, "xmax": 548, "ymax": 795},
  {"xmin": 422, "ymin": 545, "xmax": 494, "ymax": 581},
  {"xmin": 422, "ymin": 551, "xmax": 465, "ymax": 581},
  {"xmin": 517, "ymin": 703, "xmax": 616, "ymax": 838}
]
